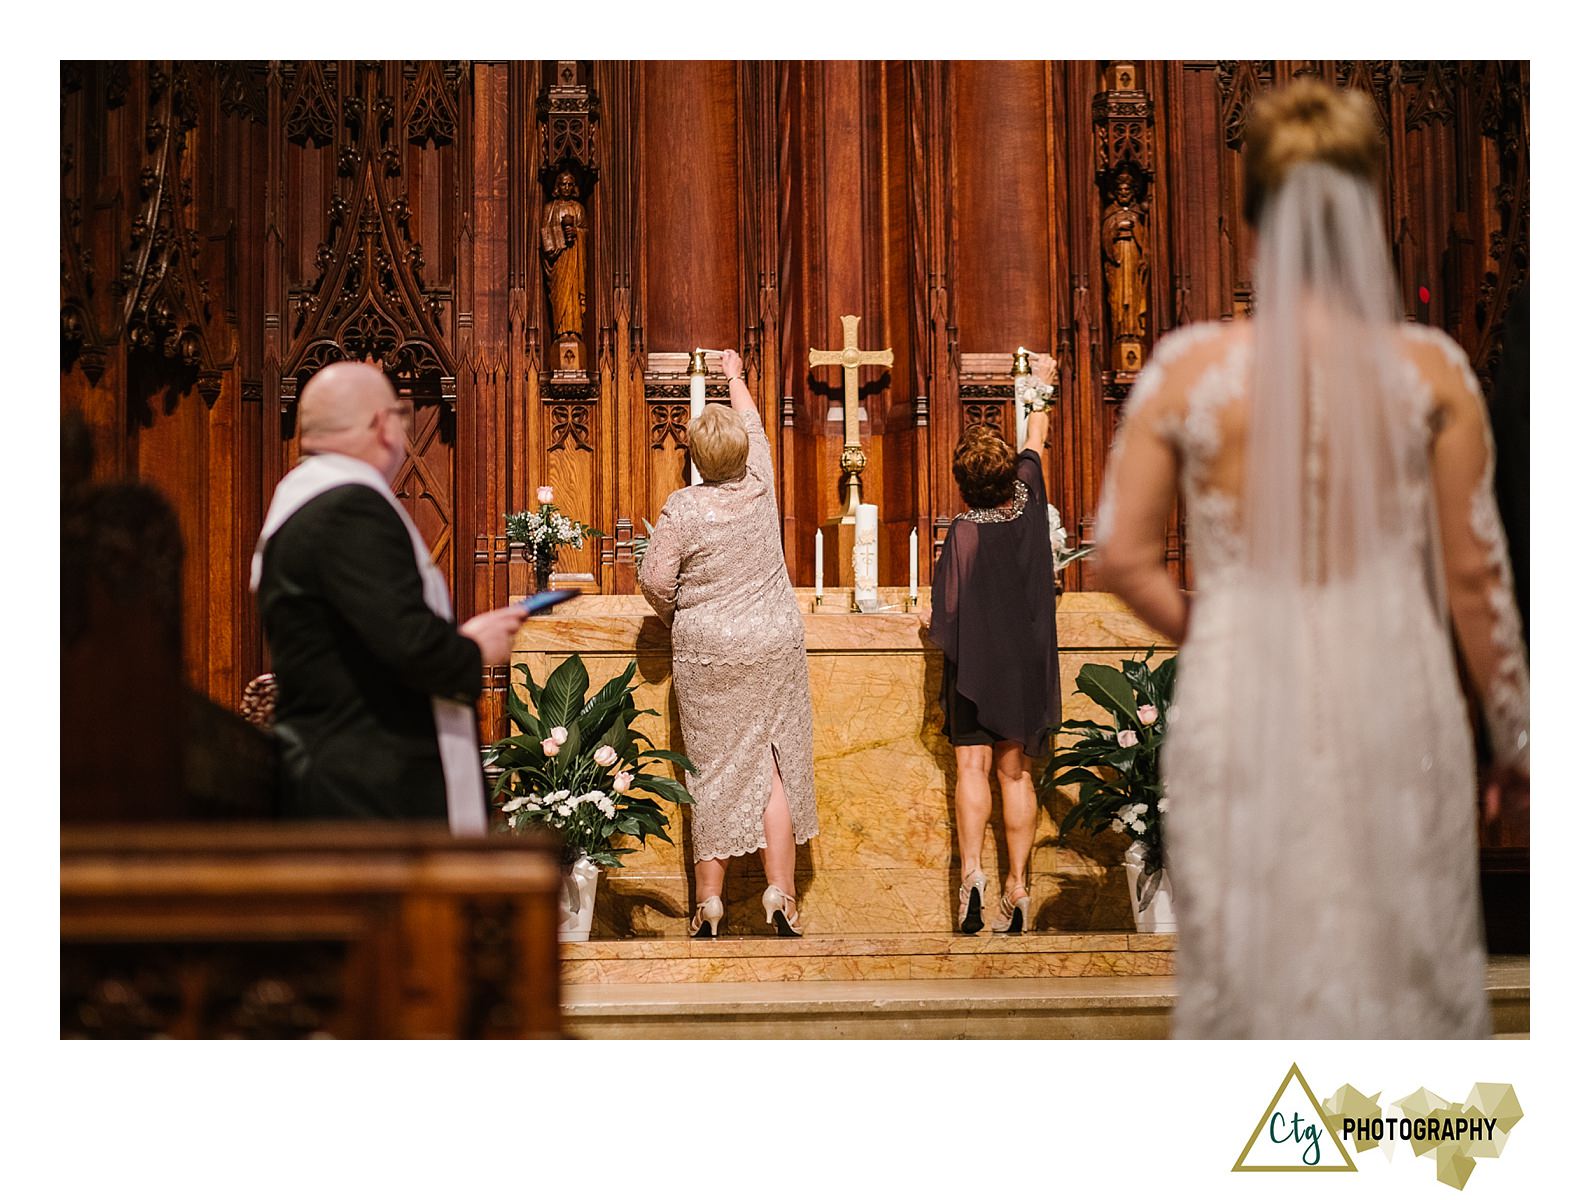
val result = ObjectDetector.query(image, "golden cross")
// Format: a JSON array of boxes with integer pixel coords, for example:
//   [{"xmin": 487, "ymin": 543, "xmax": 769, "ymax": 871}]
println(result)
[{"xmin": 809, "ymin": 314, "xmax": 893, "ymax": 512}]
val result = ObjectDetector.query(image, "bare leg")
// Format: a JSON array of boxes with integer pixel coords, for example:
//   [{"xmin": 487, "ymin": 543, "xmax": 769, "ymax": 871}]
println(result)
[
  {"xmin": 993, "ymin": 740, "xmax": 1037, "ymax": 897},
  {"xmin": 694, "ymin": 856, "xmax": 728, "ymax": 902},
  {"xmin": 759, "ymin": 750, "xmax": 797, "ymax": 896},
  {"xmin": 954, "ymin": 744, "xmax": 994, "ymax": 883}
]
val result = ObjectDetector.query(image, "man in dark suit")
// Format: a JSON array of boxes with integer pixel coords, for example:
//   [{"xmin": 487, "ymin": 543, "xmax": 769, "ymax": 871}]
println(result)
[{"xmin": 253, "ymin": 362, "xmax": 525, "ymax": 828}]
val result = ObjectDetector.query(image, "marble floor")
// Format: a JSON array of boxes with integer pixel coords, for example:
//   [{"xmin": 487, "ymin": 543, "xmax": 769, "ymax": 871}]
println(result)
[{"xmin": 563, "ymin": 955, "xmax": 1529, "ymax": 1039}]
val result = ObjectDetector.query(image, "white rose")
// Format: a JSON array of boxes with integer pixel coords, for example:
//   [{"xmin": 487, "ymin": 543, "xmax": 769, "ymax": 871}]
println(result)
[
  {"xmin": 1131, "ymin": 802, "xmax": 1148, "ymax": 816},
  {"xmin": 540, "ymin": 737, "xmax": 559, "ymax": 756},
  {"xmin": 1117, "ymin": 729, "xmax": 1140, "ymax": 748},
  {"xmin": 550, "ymin": 726, "xmax": 568, "ymax": 746},
  {"xmin": 1130, "ymin": 818, "xmax": 1147, "ymax": 834},
  {"xmin": 537, "ymin": 486, "xmax": 555, "ymax": 505},
  {"xmin": 592, "ymin": 745, "xmax": 618, "ymax": 767},
  {"xmin": 1110, "ymin": 819, "xmax": 1125, "ymax": 833},
  {"xmin": 1137, "ymin": 704, "xmax": 1158, "ymax": 725},
  {"xmin": 501, "ymin": 796, "xmax": 526, "ymax": 813},
  {"xmin": 613, "ymin": 771, "xmax": 634, "ymax": 793}
]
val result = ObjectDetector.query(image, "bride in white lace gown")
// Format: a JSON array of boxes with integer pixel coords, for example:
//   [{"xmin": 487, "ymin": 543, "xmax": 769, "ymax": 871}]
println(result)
[{"xmin": 1096, "ymin": 81, "xmax": 1529, "ymax": 1038}]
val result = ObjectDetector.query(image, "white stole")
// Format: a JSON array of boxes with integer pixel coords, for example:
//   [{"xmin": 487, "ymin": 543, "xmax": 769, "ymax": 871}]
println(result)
[{"xmin": 250, "ymin": 452, "xmax": 487, "ymax": 835}]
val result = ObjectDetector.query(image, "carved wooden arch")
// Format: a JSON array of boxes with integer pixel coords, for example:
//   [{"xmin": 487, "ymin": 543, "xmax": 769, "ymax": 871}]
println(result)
[
  {"xmin": 280, "ymin": 63, "xmax": 456, "ymax": 415},
  {"xmin": 115, "ymin": 62, "xmax": 236, "ymax": 402}
]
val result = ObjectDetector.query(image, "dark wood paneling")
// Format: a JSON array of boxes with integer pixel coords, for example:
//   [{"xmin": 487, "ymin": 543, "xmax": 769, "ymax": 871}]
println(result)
[
  {"xmin": 641, "ymin": 61, "xmax": 740, "ymax": 351},
  {"xmin": 61, "ymin": 61, "xmax": 1529, "ymax": 745}
]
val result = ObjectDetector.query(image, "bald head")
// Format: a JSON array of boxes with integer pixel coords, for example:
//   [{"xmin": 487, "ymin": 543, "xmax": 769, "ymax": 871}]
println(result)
[{"xmin": 299, "ymin": 362, "xmax": 407, "ymax": 482}]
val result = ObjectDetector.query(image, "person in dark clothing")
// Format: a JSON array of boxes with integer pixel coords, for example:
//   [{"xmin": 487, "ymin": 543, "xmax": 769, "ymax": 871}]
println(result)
[
  {"xmin": 252, "ymin": 362, "xmax": 526, "ymax": 828},
  {"xmin": 928, "ymin": 354, "xmax": 1060, "ymax": 935}
]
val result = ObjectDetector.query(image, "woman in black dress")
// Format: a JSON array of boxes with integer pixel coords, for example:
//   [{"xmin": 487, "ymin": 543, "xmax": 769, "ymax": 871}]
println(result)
[{"xmin": 929, "ymin": 354, "xmax": 1059, "ymax": 934}]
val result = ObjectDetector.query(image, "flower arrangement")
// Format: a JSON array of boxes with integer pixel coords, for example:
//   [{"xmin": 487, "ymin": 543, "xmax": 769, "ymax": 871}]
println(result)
[
  {"xmin": 486, "ymin": 653, "xmax": 693, "ymax": 868},
  {"xmin": 1047, "ymin": 504, "xmax": 1095, "ymax": 576},
  {"xmin": 1039, "ymin": 649, "xmax": 1176, "ymax": 912},
  {"xmin": 632, "ymin": 518, "xmax": 656, "ymax": 568},
  {"xmin": 505, "ymin": 486, "xmax": 602, "ymax": 555}
]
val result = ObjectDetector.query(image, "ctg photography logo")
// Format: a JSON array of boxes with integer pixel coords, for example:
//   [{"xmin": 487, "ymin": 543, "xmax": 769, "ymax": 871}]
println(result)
[{"xmin": 1232, "ymin": 1064, "xmax": 1524, "ymax": 1190}]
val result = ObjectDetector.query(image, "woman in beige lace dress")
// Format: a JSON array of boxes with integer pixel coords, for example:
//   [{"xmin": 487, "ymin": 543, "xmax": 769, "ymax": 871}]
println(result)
[{"xmin": 638, "ymin": 348, "xmax": 817, "ymax": 937}]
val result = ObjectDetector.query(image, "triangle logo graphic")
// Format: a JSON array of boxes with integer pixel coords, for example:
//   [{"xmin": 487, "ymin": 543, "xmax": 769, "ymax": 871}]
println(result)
[{"xmin": 1233, "ymin": 1063, "xmax": 1357, "ymax": 1172}]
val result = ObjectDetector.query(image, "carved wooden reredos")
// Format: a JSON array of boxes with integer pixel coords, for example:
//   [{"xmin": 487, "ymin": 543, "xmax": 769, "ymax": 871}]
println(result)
[{"xmin": 62, "ymin": 60, "xmax": 1529, "ymax": 727}]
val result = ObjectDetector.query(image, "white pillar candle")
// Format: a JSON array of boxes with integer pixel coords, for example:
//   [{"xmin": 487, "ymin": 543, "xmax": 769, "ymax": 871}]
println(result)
[
  {"xmin": 815, "ymin": 529, "xmax": 824, "ymax": 599},
  {"xmin": 1014, "ymin": 345, "xmax": 1029, "ymax": 448},
  {"xmin": 853, "ymin": 503, "xmax": 880, "ymax": 608},
  {"xmin": 688, "ymin": 354, "xmax": 706, "ymax": 486},
  {"xmin": 909, "ymin": 527, "xmax": 919, "ymax": 601}
]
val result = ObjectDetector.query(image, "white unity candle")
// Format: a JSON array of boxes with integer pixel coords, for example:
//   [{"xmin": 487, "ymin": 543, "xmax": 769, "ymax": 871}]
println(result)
[
  {"xmin": 853, "ymin": 503, "xmax": 880, "ymax": 609},
  {"xmin": 815, "ymin": 529, "xmax": 824, "ymax": 599},
  {"xmin": 688, "ymin": 351, "xmax": 707, "ymax": 486},
  {"xmin": 909, "ymin": 527, "xmax": 919, "ymax": 601}
]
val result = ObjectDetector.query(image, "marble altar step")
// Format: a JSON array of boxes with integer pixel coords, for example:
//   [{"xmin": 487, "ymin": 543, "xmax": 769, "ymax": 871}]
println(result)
[
  {"xmin": 563, "ymin": 955, "xmax": 1530, "ymax": 1040},
  {"xmin": 561, "ymin": 930, "xmax": 1175, "ymax": 985}
]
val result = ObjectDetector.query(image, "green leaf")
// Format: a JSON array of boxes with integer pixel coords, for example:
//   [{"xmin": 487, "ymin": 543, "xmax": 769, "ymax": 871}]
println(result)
[
  {"xmin": 638, "ymin": 747, "xmax": 696, "ymax": 774},
  {"xmin": 577, "ymin": 663, "xmax": 637, "ymax": 741},
  {"xmin": 1074, "ymin": 663, "xmax": 1138, "ymax": 724},
  {"xmin": 514, "ymin": 661, "xmax": 544, "ymax": 710},
  {"xmin": 554, "ymin": 722, "xmax": 583, "ymax": 768},
  {"xmin": 630, "ymin": 774, "xmax": 692, "ymax": 806},
  {"xmin": 1053, "ymin": 766, "xmax": 1106, "ymax": 789},
  {"xmin": 540, "ymin": 655, "xmax": 590, "ymax": 730},
  {"xmin": 503, "ymin": 670, "xmax": 542, "ymax": 739}
]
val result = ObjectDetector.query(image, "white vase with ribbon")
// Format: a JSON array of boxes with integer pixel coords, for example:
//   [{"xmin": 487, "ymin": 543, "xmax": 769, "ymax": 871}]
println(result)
[
  {"xmin": 558, "ymin": 855, "xmax": 601, "ymax": 942},
  {"xmin": 1123, "ymin": 840, "xmax": 1176, "ymax": 934}
]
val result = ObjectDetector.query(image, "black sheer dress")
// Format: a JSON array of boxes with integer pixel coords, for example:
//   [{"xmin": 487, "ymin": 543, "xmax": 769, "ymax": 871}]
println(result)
[{"xmin": 928, "ymin": 449, "xmax": 1058, "ymax": 759}]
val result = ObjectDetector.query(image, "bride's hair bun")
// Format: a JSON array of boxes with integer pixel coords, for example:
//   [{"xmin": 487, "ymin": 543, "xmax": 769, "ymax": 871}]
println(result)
[{"xmin": 1243, "ymin": 79, "xmax": 1381, "ymax": 223}]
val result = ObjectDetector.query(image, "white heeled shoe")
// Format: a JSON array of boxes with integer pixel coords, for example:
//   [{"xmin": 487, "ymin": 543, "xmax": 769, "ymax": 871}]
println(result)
[
  {"xmin": 957, "ymin": 871, "xmax": 989, "ymax": 935},
  {"xmin": 762, "ymin": 886, "xmax": 803, "ymax": 937},
  {"xmin": 989, "ymin": 888, "xmax": 1031, "ymax": 935},
  {"xmin": 689, "ymin": 895, "xmax": 724, "ymax": 938}
]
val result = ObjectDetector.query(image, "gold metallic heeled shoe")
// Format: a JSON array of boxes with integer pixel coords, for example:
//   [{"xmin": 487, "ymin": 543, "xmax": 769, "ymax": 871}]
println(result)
[
  {"xmin": 957, "ymin": 871, "xmax": 989, "ymax": 935},
  {"xmin": 762, "ymin": 885, "xmax": 803, "ymax": 937},
  {"xmin": 689, "ymin": 895, "xmax": 724, "ymax": 938},
  {"xmin": 989, "ymin": 889, "xmax": 1031, "ymax": 935}
]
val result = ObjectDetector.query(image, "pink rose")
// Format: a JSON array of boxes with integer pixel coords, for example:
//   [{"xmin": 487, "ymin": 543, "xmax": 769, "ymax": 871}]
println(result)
[
  {"xmin": 592, "ymin": 745, "xmax": 618, "ymax": 768},
  {"xmin": 537, "ymin": 486, "xmax": 555, "ymax": 505},
  {"xmin": 540, "ymin": 737, "xmax": 559, "ymax": 757},
  {"xmin": 550, "ymin": 726, "xmax": 568, "ymax": 746},
  {"xmin": 612, "ymin": 771, "xmax": 634, "ymax": 793},
  {"xmin": 1137, "ymin": 704, "xmax": 1158, "ymax": 725},
  {"xmin": 1116, "ymin": 729, "xmax": 1140, "ymax": 748}
]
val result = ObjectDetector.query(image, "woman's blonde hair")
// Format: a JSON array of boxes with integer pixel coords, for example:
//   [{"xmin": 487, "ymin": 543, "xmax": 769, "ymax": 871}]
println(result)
[
  {"xmin": 1243, "ymin": 79, "xmax": 1382, "ymax": 224},
  {"xmin": 687, "ymin": 404, "xmax": 749, "ymax": 482}
]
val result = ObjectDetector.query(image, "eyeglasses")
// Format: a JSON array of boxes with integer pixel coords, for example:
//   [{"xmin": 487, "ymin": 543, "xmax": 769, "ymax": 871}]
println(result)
[{"xmin": 374, "ymin": 403, "xmax": 414, "ymax": 435}]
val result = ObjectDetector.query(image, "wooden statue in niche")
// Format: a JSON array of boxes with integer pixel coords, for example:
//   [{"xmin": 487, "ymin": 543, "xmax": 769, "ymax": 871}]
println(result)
[
  {"xmin": 1100, "ymin": 166, "xmax": 1150, "ymax": 372},
  {"xmin": 541, "ymin": 168, "xmax": 588, "ymax": 375}
]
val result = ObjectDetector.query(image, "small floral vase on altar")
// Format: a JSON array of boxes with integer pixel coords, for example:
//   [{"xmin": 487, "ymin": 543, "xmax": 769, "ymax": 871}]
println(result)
[
  {"xmin": 531, "ymin": 544, "xmax": 555, "ymax": 595},
  {"xmin": 1123, "ymin": 840, "xmax": 1176, "ymax": 934},
  {"xmin": 558, "ymin": 855, "xmax": 601, "ymax": 943}
]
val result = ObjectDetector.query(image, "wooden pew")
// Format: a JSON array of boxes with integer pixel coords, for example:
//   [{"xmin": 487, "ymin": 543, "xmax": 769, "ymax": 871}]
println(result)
[{"xmin": 61, "ymin": 825, "xmax": 563, "ymax": 1038}]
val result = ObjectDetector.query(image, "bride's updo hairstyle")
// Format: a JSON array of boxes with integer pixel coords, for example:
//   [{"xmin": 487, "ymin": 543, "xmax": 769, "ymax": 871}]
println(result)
[{"xmin": 1242, "ymin": 79, "xmax": 1381, "ymax": 224}]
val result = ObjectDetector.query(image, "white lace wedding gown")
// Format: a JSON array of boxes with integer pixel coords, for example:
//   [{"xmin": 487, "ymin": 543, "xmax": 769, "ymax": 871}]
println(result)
[{"xmin": 1099, "ymin": 318, "xmax": 1529, "ymax": 1039}]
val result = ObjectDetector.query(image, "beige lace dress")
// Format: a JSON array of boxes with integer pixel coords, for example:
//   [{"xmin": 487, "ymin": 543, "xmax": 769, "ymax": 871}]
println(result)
[{"xmin": 637, "ymin": 408, "xmax": 818, "ymax": 861}]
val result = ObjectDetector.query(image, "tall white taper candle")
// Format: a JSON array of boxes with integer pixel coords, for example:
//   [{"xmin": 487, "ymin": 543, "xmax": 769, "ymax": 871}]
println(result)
[
  {"xmin": 815, "ymin": 529, "xmax": 824, "ymax": 600},
  {"xmin": 1014, "ymin": 345, "xmax": 1029, "ymax": 448},
  {"xmin": 909, "ymin": 527, "xmax": 919, "ymax": 601},
  {"xmin": 688, "ymin": 350, "xmax": 707, "ymax": 486}
]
